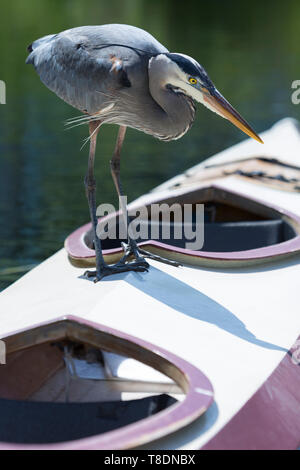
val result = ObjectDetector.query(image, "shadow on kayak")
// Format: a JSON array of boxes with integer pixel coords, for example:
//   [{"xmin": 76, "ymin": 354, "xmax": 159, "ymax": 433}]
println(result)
[{"xmin": 123, "ymin": 266, "xmax": 287, "ymax": 352}]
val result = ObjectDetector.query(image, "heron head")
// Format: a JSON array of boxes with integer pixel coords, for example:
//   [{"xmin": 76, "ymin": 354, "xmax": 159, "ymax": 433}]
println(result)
[{"xmin": 163, "ymin": 53, "xmax": 263, "ymax": 144}]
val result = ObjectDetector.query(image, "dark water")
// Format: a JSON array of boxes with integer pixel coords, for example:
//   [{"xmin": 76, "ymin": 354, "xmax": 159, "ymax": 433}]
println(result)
[{"xmin": 0, "ymin": 0, "xmax": 299, "ymax": 290}]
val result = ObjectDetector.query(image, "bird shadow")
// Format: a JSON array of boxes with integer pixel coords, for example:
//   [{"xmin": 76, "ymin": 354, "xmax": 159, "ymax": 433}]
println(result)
[
  {"xmin": 80, "ymin": 265, "xmax": 286, "ymax": 352},
  {"xmin": 121, "ymin": 266, "xmax": 287, "ymax": 352}
]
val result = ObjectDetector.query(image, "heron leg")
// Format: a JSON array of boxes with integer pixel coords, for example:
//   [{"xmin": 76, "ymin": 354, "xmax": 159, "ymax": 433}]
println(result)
[
  {"xmin": 110, "ymin": 127, "xmax": 141, "ymax": 255},
  {"xmin": 84, "ymin": 121, "xmax": 149, "ymax": 282},
  {"xmin": 110, "ymin": 126, "xmax": 181, "ymax": 269},
  {"xmin": 83, "ymin": 121, "xmax": 107, "ymax": 279}
]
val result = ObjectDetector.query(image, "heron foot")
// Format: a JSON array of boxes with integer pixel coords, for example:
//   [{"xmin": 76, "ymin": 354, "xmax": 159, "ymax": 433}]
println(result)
[
  {"xmin": 84, "ymin": 260, "xmax": 149, "ymax": 283},
  {"xmin": 118, "ymin": 242, "xmax": 182, "ymax": 268}
]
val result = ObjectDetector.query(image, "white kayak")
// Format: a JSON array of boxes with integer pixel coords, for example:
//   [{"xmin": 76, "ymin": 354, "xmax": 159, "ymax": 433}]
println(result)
[{"xmin": 0, "ymin": 117, "xmax": 299, "ymax": 450}]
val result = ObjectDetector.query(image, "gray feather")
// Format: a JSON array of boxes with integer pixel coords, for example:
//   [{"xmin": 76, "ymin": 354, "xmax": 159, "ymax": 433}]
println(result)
[
  {"xmin": 26, "ymin": 24, "xmax": 196, "ymax": 140},
  {"xmin": 26, "ymin": 25, "xmax": 168, "ymax": 114}
]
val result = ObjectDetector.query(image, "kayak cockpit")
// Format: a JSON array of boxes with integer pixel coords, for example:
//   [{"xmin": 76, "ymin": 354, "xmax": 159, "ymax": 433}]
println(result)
[
  {"xmin": 66, "ymin": 183, "xmax": 300, "ymax": 269},
  {"xmin": 0, "ymin": 317, "xmax": 213, "ymax": 449},
  {"xmin": 0, "ymin": 341, "xmax": 177, "ymax": 444},
  {"xmin": 87, "ymin": 197, "xmax": 296, "ymax": 254}
]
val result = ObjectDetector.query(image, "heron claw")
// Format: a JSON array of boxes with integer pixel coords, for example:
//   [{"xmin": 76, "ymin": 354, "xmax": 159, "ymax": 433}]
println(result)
[
  {"xmin": 138, "ymin": 248, "xmax": 182, "ymax": 267},
  {"xmin": 84, "ymin": 260, "xmax": 149, "ymax": 282},
  {"xmin": 84, "ymin": 269, "xmax": 98, "ymax": 278},
  {"xmin": 118, "ymin": 242, "xmax": 181, "ymax": 268},
  {"xmin": 83, "ymin": 240, "xmax": 180, "ymax": 282}
]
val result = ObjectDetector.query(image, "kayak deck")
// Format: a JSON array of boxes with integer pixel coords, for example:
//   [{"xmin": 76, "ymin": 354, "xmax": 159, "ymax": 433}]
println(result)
[
  {"xmin": 0, "ymin": 244, "xmax": 299, "ymax": 448},
  {"xmin": 0, "ymin": 118, "xmax": 300, "ymax": 449}
]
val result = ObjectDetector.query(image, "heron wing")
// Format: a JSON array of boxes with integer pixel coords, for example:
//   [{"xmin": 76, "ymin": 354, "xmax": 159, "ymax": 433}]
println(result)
[{"xmin": 26, "ymin": 24, "xmax": 168, "ymax": 115}]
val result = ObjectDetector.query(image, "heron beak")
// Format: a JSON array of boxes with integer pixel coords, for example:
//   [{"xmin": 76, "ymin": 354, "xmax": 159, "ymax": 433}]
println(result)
[{"xmin": 202, "ymin": 88, "xmax": 263, "ymax": 144}]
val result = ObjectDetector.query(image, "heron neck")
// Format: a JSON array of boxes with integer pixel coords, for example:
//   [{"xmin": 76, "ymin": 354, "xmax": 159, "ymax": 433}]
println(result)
[{"xmin": 148, "ymin": 59, "xmax": 196, "ymax": 141}]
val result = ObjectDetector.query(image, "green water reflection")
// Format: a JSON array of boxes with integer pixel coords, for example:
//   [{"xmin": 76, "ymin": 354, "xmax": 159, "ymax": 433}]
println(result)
[{"xmin": 0, "ymin": 0, "xmax": 299, "ymax": 289}]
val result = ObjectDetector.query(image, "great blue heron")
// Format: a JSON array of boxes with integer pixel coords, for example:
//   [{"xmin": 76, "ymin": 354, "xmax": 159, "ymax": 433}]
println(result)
[{"xmin": 26, "ymin": 24, "xmax": 263, "ymax": 281}]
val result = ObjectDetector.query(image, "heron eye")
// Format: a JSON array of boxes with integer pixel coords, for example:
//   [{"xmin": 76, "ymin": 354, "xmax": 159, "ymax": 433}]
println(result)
[{"xmin": 189, "ymin": 77, "xmax": 197, "ymax": 85}]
